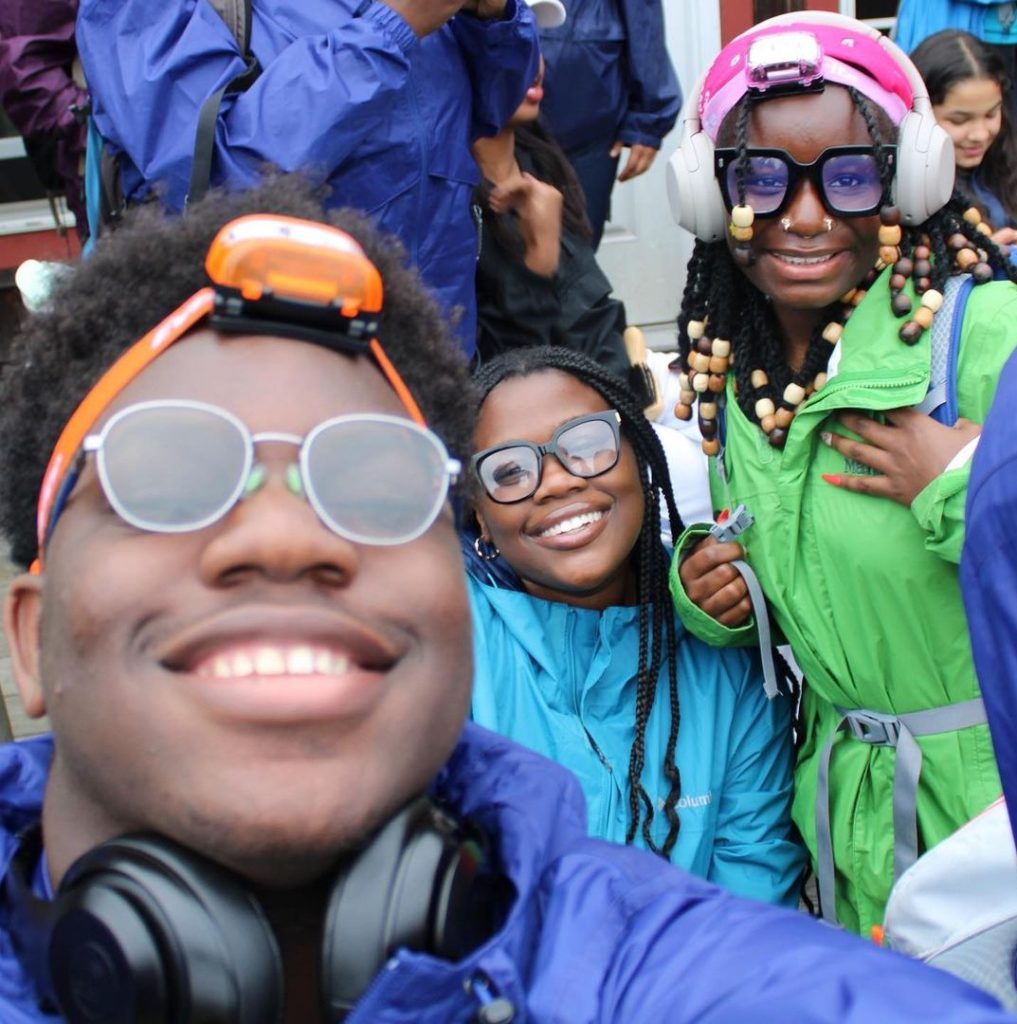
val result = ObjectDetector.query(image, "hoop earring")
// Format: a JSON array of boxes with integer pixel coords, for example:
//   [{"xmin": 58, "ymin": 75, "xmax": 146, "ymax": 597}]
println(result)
[{"xmin": 473, "ymin": 535, "xmax": 500, "ymax": 562}]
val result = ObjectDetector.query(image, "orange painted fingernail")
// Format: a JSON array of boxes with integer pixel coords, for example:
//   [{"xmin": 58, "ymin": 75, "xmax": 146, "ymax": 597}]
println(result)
[{"xmin": 822, "ymin": 474, "xmax": 843, "ymax": 486}]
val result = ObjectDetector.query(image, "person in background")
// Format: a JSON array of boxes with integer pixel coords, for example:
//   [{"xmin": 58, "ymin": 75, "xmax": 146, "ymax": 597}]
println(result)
[
  {"xmin": 0, "ymin": 0, "xmax": 87, "ymax": 238},
  {"xmin": 75, "ymin": 0, "xmax": 539, "ymax": 357},
  {"xmin": 467, "ymin": 346, "xmax": 805, "ymax": 906},
  {"xmin": 912, "ymin": 29, "xmax": 1017, "ymax": 245},
  {"xmin": 537, "ymin": 0, "xmax": 681, "ymax": 247}
]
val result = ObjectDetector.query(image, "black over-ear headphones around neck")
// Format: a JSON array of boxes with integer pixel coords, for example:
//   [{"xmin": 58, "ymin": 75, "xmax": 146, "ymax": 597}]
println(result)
[{"xmin": 5, "ymin": 797, "xmax": 500, "ymax": 1024}]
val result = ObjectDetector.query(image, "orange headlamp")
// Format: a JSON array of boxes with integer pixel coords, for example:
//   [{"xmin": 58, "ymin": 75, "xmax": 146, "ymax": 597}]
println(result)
[{"xmin": 33, "ymin": 214, "xmax": 425, "ymax": 570}]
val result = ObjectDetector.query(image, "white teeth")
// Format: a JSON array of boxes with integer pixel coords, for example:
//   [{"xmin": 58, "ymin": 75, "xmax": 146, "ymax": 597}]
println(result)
[
  {"xmin": 538, "ymin": 511, "xmax": 604, "ymax": 538},
  {"xmin": 775, "ymin": 253, "xmax": 834, "ymax": 265},
  {"xmin": 198, "ymin": 645, "xmax": 352, "ymax": 679}
]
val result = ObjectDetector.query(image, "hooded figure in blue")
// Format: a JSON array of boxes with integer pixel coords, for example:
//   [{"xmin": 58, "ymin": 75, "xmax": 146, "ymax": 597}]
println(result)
[
  {"xmin": 75, "ymin": 0, "xmax": 540, "ymax": 356},
  {"xmin": 467, "ymin": 347, "xmax": 805, "ymax": 906},
  {"xmin": 0, "ymin": 177, "xmax": 1010, "ymax": 1022}
]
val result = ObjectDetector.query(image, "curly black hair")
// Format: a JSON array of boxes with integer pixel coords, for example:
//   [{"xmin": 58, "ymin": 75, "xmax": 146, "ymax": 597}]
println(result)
[
  {"xmin": 0, "ymin": 173, "xmax": 477, "ymax": 568},
  {"xmin": 471, "ymin": 346, "xmax": 685, "ymax": 858}
]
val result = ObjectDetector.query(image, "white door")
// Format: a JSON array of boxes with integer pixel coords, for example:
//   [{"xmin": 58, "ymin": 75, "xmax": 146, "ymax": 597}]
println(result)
[{"xmin": 594, "ymin": 1, "xmax": 722, "ymax": 349}]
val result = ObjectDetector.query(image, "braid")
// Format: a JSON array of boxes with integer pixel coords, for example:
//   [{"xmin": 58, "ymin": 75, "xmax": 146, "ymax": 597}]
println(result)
[{"xmin": 473, "ymin": 347, "xmax": 684, "ymax": 856}]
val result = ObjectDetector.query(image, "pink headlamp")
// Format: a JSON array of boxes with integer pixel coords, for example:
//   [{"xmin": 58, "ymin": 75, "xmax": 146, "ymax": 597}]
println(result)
[{"xmin": 700, "ymin": 23, "xmax": 914, "ymax": 141}]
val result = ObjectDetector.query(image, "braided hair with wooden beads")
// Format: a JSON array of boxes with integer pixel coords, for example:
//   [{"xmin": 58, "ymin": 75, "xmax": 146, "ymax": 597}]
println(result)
[
  {"xmin": 471, "ymin": 347, "xmax": 687, "ymax": 857},
  {"xmin": 674, "ymin": 87, "xmax": 1017, "ymax": 454}
]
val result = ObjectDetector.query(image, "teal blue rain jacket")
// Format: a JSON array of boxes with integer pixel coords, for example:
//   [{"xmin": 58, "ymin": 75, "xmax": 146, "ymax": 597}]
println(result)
[{"xmin": 469, "ymin": 575, "xmax": 805, "ymax": 907}]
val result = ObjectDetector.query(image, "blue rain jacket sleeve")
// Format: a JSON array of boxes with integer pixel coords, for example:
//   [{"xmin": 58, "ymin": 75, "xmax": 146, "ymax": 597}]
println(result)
[{"xmin": 962, "ymin": 347, "xmax": 1017, "ymax": 845}]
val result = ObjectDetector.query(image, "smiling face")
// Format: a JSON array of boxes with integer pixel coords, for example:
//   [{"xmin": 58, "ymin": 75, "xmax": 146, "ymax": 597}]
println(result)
[
  {"xmin": 472, "ymin": 370, "xmax": 644, "ymax": 610},
  {"xmin": 725, "ymin": 86, "xmax": 883, "ymax": 318},
  {"xmin": 5, "ymin": 330, "xmax": 471, "ymax": 886},
  {"xmin": 934, "ymin": 75, "xmax": 1003, "ymax": 170}
]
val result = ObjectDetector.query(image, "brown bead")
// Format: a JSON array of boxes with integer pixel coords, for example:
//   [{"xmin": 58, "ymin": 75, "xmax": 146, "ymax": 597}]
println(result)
[
  {"xmin": 913, "ymin": 306, "xmax": 934, "ymax": 330},
  {"xmin": 913, "ymin": 259, "xmax": 932, "ymax": 279},
  {"xmin": 708, "ymin": 355, "xmax": 729, "ymax": 374},
  {"xmin": 894, "ymin": 257, "xmax": 914, "ymax": 277},
  {"xmin": 674, "ymin": 402, "xmax": 693, "ymax": 421},
  {"xmin": 891, "ymin": 292, "xmax": 913, "ymax": 317},
  {"xmin": 956, "ymin": 247, "xmax": 978, "ymax": 269},
  {"xmin": 948, "ymin": 232, "xmax": 969, "ymax": 251},
  {"xmin": 699, "ymin": 418, "xmax": 718, "ymax": 439},
  {"xmin": 889, "ymin": 273, "xmax": 908, "ymax": 292},
  {"xmin": 733, "ymin": 244, "xmax": 754, "ymax": 267},
  {"xmin": 775, "ymin": 407, "xmax": 794, "ymax": 429},
  {"xmin": 768, "ymin": 428, "xmax": 789, "ymax": 448},
  {"xmin": 899, "ymin": 320, "xmax": 923, "ymax": 345},
  {"xmin": 702, "ymin": 438, "xmax": 720, "ymax": 457},
  {"xmin": 696, "ymin": 337, "xmax": 713, "ymax": 355},
  {"xmin": 878, "ymin": 245, "xmax": 899, "ymax": 266},
  {"xmin": 914, "ymin": 245, "xmax": 931, "ymax": 261},
  {"xmin": 917, "ymin": 277, "xmax": 931, "ymax": 293},
  {"xmin": 708, "ymin": 373, "xmax": 727, "ymax": 393},
  {"xmin": 972, "ymin": 262, "xmax": 994, "ymax": 284},
  {"xmin": 880, "ymin": 205, "xmax": 901, "ymax": 226},
  {"xmin": 760, "ymin": 414, "xmax": 777, "ymax": 434}
]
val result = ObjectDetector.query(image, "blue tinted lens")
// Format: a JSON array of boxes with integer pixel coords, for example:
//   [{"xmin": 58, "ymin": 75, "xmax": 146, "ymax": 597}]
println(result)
[
  {"xmin": 821, "ymin": 154, "xmax": 882, "ymax": 213},
  {"xmin": 726, "ymin": 156, "xmax": 789, "ymax": 215}
]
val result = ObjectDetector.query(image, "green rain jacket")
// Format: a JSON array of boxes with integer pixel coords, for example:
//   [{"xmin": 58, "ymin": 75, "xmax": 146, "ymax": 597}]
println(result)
[{"xmin": 670, "ymin": 269, "xmax": 1017, "ymax": 935}]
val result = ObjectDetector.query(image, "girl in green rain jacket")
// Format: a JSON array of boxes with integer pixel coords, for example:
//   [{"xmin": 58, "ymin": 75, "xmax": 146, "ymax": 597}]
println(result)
[{"xmin": 667, "ymin": 13, "xmax": 1017, "ymax": 936}]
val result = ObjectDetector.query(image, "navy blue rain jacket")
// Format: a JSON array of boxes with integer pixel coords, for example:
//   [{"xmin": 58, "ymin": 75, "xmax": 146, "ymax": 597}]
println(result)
[
  {"xmin": 538, "ymin": 0, "xmax": 681, "ymax": 153},
  {"xmin": 963, "ymin": 347, "xmax": 1017, "ymax": 845},
  {"xmin": 75, "ymin": 0, "xmax": 541, "ymax": 356},
  {"xmin": 0, "ymin": 726, "xmax": 1012, "ymax": 1021}
]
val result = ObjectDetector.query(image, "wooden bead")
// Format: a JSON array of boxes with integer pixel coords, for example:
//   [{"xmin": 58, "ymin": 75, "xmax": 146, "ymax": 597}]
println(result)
[
  {"xmin": 894, "ymin": 256, "xmax": 914, "ymax": 277},
  {"xmin": 673, "ymin": 402, "xmax": 693, "ymax": 421},
  {"xmin": 783, "ymin": 382, "xmax": 806, "ymax": 406},
  {"xmin": 678, "ymin": 372, "xmax": 691, "ymax": 391},
  {"xmin": 899, "ymin": 320, "xmax": 923, "ymax": 345},
  {"xmin": 913, "ymin": 306, "xmax": 934, "ymax": 330},
  {"xmin": 814, "ymin": 372, "xmax": 828, "ymax": 391},
  {"xmin": 972, "ymin": 262, "xmax": 994, "ymax": 284},
  {"xmin": 733, "ymin": 244, "xmax": 754, "ymax": 267},
  {"xmin": 963, "ymin": 206, "xmax": 983, "ymax": 225},
  {"xmin": 851, "ymin": 289, "xmax": 866, "ymax": 307},
  {"xmin": 729, "ymin": 225, "xmax": 753, "ymax": 242},
  {"xmin": 891, "ymin": 292, "xmax": 913, "ymax": 317},
  {"xmin": 977, "ymin": 221, "xmax": 992, "ymax": 236},
  {"xmin": 679, "ymin": 389, "xmax": 696, "ymax": 405},
  {"xmin": 696, "ymin": 337, "xmax": 713, "ymax": 355},
  {"xmin": 708, "ymin": 373, "xmax": 727, "ymax": 393},
  {"xmin": 691, "ymin": 352, "xmax": 710, "ymax": 372},
  {"xmin": 699, "ymin": 402, "xmax": 718, "ymax": 419},
  {"xmin": 687, "ymin": 319, "xmax": 706, "ymax": 340},
  {"xmin": 711, "ymin": 339, "xmax": 731, "ymax": 357},
  {"xmin": 755, "ymin": 397, "xmax": 776, "ymax": 419},
  {"xmin": 768, "ymin": 428, "xmax": 789, "ymax": 448},
  {"xmin": 913, "ymin": 259, "xmax": 932, "ymax": 279},
  {"xmin": 731, "ymin": 204, "xmax": 755, "ymax": 228},
  {"xmin": 760, "ymin": 414, "xmax": 777, "ymax": 433},
  {"xmin": 880, "ymin": 205, "xmax": 901, "ymax": 226},
  {"xmin": 914, "ymin": 245, "xmax": 931, "ymax": 261},
  {"xmin": 878, "ymin": 224, "xmax": 902, "ymax": 246},
  {"xmin": 709, "ymin": 355, "xmax": 729, "ymax": 374},
  {"xmin": 920, "ymin": 288, "xmax": 944, "ymax": 312},
  {"xmin": 692, "ymin": 373, "xmax": 710, "ymax": 392},
  {"xmin": 751, "ymin": 369, "xmax": 769, "ymax": 389},
  {"xmin": 879, "ymin": 245, "xmax": 899, "ymax": 265},
  {"xmin": 775, "ymin": 407, "xmax": 794, "ymax": 429},
  {"xmin": 948, "ymin": 233, "xmax": 968, "ymax": 251},
  {"xmin": 956, "ymin": 248, "xmax": 978, "ymax": 269},
  {"xmin": 916, "ymin": 277, "xmax": 931, "ymax": 294},
  {"xmin": 823, "ymin": 322, "xmax": 843, "ymax": 344},
  {"xmin": 889, "ymin": 273, "xmax": 907, "ymax": 292},
  {"xmin": 841, "ymin": 288, "xmax": 858, "ymax": 304},
  {"xmin": 702, "ymin": 438, "xmax": 720, "ymax": 456},
  {"xmin": 699, "ymin": 418, "xmax": 718, "ymax": 438}
]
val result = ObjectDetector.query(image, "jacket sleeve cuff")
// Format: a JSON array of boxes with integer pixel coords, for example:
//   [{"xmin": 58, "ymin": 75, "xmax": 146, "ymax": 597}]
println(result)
[
  {"xmin": 669, "ymin": 524, "xmax": 758, "ymax": 647},
  {"xmin": 360, "ymin": 0, "xmax": 419, "ymax": 53},
  {"xmin": 617, "ymin": 127, "xmax": 664, "ymax": 149},
  {"xmin": 910, "ymin": 463, "xmax": 970, "ymax": 563}
]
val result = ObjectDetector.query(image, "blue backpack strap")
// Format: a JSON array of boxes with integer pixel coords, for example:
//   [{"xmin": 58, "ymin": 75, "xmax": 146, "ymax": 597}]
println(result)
[{"xmin": 914, "ymin": 274, "xmax": 973, "ymax": 426}]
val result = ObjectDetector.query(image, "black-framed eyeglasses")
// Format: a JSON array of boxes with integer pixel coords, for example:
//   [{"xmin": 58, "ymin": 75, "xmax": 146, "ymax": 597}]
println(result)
[
  {"xmin": 471, "ymin": 410, "xmax": 622, "ymax": 504},
  {"xmin": 714, "ymin": 145, "xmax": 896, "ymax": 218}
]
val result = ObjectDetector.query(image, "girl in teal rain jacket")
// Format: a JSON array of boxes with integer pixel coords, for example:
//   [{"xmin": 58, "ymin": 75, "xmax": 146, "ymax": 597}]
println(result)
[{"xmin": 466, "ymin": 347, "xmax": 805, "ymax": 906}]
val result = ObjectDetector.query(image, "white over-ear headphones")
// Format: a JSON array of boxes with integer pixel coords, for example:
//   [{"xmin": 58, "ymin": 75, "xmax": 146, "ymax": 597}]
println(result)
[{"xmin": 667, "ymin": 11, "xmax": 955, "ymax": 241}]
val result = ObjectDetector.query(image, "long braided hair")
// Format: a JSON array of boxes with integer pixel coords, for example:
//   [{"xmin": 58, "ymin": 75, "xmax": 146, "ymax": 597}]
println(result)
[
  {"xmin": 678, "ymin": 86, "xmax": 1017, "ymax": 429},
  {"xmin": 471, "ymin": 347, "xmax": 686, "ymax": 857}
]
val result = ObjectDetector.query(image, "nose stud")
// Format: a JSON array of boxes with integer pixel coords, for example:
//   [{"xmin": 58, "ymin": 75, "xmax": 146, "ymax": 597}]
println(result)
[{"xmin": 780, "ymin": 217, "xmax": 792, "ymax": 232}]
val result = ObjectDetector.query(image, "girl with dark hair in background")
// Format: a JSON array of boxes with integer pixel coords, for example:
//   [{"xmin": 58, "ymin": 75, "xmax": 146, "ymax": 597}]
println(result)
[
  {"xmin": 466, "ymin": 346, "xmax": 805, "ymax": 906},
  {"xmin": 912, "ymin": 29, "xmax": 1017, "ymax": 246}
]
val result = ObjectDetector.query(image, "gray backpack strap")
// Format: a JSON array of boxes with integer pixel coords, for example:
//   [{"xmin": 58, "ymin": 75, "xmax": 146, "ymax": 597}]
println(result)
[
  {"xmin": 188, "ymin": 0, "xmax": 261, "ymax": 205},
  {"xmin": 914, "ymin": 274, "xmax": 968, "ymax": 418}
]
